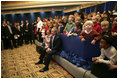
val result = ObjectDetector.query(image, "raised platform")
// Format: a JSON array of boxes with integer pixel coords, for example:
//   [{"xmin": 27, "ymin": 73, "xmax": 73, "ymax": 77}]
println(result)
[{"xmin": 35, "ymin": 40, "xmax": 97, "ymax": 78}]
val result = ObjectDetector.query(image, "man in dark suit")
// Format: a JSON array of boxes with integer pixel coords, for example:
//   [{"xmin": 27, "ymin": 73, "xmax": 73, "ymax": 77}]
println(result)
[
  {"xmin": 1, "ymin": 20, "xmax": 7, "ymax": 49},
  {"xmin": 35, "ymin": 27, "xmax": 62, "ymax": 72},
  {"xmin": 20, "ymin": 20, "xmax": 25, "ymax": 45},
  {"xmin": 5, "ymin": 21, "xmax": 17, "ymax": 49},
  {"xmin": 24, "ymin": 20, "xmax": 32, "ymax": 44}
]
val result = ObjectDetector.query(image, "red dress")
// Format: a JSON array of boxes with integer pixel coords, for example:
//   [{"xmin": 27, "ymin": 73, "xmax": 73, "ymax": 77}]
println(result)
[
  {"xmin": 34, "ymin": 26, "xmax": 37, "ymax": 35},
  {"xmin": 45, "ymin": 26, "xmax": 48, "ymax": 34}
]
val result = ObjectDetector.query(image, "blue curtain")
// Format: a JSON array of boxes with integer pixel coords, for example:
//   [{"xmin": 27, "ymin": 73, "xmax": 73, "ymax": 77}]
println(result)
[{"xmin": 1, "ymin": 1, "xmax": 116, "ymax": 24}]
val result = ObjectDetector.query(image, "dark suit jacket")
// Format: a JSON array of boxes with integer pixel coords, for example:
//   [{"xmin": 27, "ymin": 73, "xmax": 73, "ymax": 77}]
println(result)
[
  {"xmin": 1, "ymin": 25, "xmax": 7, "ymax": 38},
  {"xmin": 5, "ymin": 25, "xmax": 15, "ymax": 37},
  {"xmin": 49, "ymin": 35, "xmax": 62, "ymax": 52},
  {"xmin": 58, "ymin": 26, "xmax": 64, "ymax": 33},
  {"xmin": 12, "ymin": 26, "xmax": 20, "ymax": 35},
  {"xmin": 20, "ymin": 24, "xmax": 25, "ymax": 35},
  {"xmin": 24, "ymin": 23, "xmax": 32, "ymax": 34}
]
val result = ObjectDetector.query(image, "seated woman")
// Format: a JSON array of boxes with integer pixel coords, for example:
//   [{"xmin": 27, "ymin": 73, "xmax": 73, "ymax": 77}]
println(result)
[
  {"xmin": 79, "ymin": 20, "xmax": 101, "ymax": 45},
  {"xmin": 42, "ymin": 29, "xmax": 52, "ymax": 49},
  {"xmin": 92, "ymin": 35, "xmax": 117, "ymax": 78},
  {"xmin": 67, "ymin": 22, "xmax": 82, "ymax": 37}
]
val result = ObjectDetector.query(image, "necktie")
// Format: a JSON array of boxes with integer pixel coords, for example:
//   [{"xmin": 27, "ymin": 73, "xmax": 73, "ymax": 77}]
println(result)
[{"xmin": 51, "ymin": 36, "xmax": 55, "ymax": 48}]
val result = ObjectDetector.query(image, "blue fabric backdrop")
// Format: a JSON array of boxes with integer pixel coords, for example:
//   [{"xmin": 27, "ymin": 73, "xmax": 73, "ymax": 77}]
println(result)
[
  {"xmin": 58, "ymin": 34, "xmax": 101, "ymax": 70},
  {"xmin": 1, "ymin": 1, "xmax": 116, "ymax": 24}
]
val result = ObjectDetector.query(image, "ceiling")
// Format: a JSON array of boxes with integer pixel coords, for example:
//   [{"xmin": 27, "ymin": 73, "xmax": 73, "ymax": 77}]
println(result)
[{"xmin": 1, "ymin": 1, "xmax": 108, "ymax": 15}]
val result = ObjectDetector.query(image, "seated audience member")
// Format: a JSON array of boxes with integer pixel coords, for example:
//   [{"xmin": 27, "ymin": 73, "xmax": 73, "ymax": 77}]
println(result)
[
  {"xmin": 64, "ymin": 16, "xmax": 75, "ymax": 34},
  {"xmin": 79, "ymin": 20, "xmax": 101, "ymax": 45},
  {"xmin": 92, "ymin": 35, "xmax": 117, "ymax": 78},
  {"xmin": 67, "ymin": 22, "xmax": 82, "ymax": 37},
  {"xmin": 111, "ymin": 20, "xmax": 117, "ymax": 49},
  {"xmin": 92, "ymin": 16, "xmax": 102, "ymax": 33},
  {"xmin": 112, "ymin": 20, "xmax": 117, "ymax": 38},
  {"xmin": 62, "ymin": 16, "xmax": 68, "ymax": 26},
  {"xmin": 78, "ymin": 12, "xmax": 84, "ymax": 21},
  {"xmin": 87, "ymin": 14, "xmax": 92, "ymax": 20},
  {"xmin": 41, "ymin": 25, "xmax": 45, "ymax": 37},
  {"xmin": 35, "ymin": 27, "xmax": 62, "ymax": 72},
  {"xmin": 75, "ymin": 17, "xmax": 83, "ymax": 30},
  {"xmin": 44, "ymin": 22, "xmax": 48, "ymax": 34},
  {"xmin": 42, "ymin": 29, "xmax": 52, "ymax": 49},
  {"xmin": 47, "ymin": 21, "xmax": 53, "ymax": 31},
  {"xmin": 100, "ymin": 21, "xmax": 112, "ymax": 37},
  {"xmin": 69, "ymin": 15, "xmax": 75, "ymax": 22},
  {"xmin": 58, "ymin": 21, "xmax": 65, "ymax": 34},
  {"xmin": 91, "ymin": 12, "xmax": 97, "ymax": 17},
  {"xmin": 74, "ymin": 12, "xmax": 79, "ymax": 19}
]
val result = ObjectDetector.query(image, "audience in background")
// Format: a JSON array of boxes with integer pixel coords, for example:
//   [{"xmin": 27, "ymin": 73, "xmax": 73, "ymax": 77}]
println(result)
[{"xmin": 1, "ymin": 10, "xmax": 117, "ymax": 49}]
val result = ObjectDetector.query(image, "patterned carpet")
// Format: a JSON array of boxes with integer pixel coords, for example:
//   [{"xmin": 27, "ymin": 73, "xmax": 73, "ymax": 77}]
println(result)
[{"xmin": 1, "ymin": 44, "xmax": 73, "ymax": 78}]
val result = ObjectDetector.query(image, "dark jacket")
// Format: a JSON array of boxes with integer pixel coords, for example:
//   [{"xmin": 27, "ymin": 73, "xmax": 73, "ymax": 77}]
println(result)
[
  {"xmin": 20, "ymin": 24, "xmax": 25, "ymax": 35},
  {"xmin": 5, "ymin": 25, "xmax": 15, "ymax": 37},
  {"xmin": 49, "ymin": 35, "xmax": 62, "ymax": 52},
  {"xmin": 24, "ymin": 23, "xmax": 32, "ymax": 34},
  {"xmin": 1, "ymin": 25, "xmax": 7, "ymax": 38}
]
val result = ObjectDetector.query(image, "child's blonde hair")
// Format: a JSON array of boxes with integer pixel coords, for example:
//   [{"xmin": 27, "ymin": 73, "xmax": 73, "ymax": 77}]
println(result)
[
  {"xmin": 75, "ymin": 17, "xmax": 81, "ymax": 21},
  {"xmin": 83, "ymin": 20, "xmax": 94, "ymax": 27},
  {"xmin": 69, "ymin": 15, "xmax": 74, "ymax": 18},
  {"xmin": 92, "ymin": 16, "xmax": 100, "ymax": 21},
  {"xmin": 101, "ymin": 21, "xmax": 109, "ymax": 26}
]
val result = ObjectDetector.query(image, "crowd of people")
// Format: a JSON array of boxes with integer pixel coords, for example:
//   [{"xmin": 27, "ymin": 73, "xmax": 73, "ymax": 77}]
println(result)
[{"xmin": 1, "ymin": 9, "xmax": 117, "ymax": 77}]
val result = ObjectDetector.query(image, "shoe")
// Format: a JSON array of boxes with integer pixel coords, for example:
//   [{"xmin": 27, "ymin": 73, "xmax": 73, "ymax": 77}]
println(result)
[
  {"xmin": 39, "ymin": 67, "xmax": 49, "ymax": 72},
  {"xmin": 35, "ymin": 61, "xmax": 43, "ymax": 65}
]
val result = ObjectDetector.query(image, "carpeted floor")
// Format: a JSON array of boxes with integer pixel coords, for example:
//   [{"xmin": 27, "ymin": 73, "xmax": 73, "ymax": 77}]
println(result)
[{"xmin": 1, "ymin": 44, "xmax": 73, "ymax": 78}]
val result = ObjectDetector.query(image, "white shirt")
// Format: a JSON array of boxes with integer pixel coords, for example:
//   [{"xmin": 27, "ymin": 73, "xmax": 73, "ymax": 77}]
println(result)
[
  {"xmin": 51, "ymin": 35, "xmax": 55, "ymax": 48},
  {"xmin": 20, "ymin": 24, "xmax": 23, "ymax": 27},
  {"xmin": 85, "ymin": 29, "xmax": 92, "ymax": 34},
  {"xmin": 18, "ymin": 26, "xmax": 20, "ymax": 30},
  {"xmin": 96, "ymin": 46, "xmax": 117, "ymax": 65},
  {"xmin": 41, "ymin": 29, "xmax": 45, "ymax": 36},
  {"xmin": 37, "ymin": 20, "xmax": 43, "ymax": 31}
]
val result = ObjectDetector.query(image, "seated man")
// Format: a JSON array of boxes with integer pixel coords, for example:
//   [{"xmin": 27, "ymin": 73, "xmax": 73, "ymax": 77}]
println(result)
[{"xmin": 35, "ymin": 27, "xmax": 62, "ymax": 72}]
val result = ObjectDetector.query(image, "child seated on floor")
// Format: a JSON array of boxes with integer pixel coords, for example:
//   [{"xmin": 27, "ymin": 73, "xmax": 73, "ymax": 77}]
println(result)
[
  {"xmin": 67, "ymin": 22, "xmax": 82, "ymax": 37},
  {"xmin": 91, "ymin": 35, "xmax": 117, "ymax": 78},
  {"xmin": 79, "ymin": 20, "xmax": 101, "ymax": 45}
]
